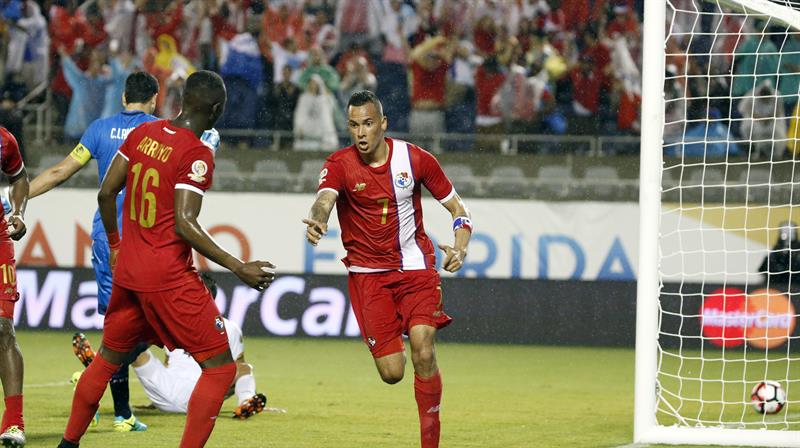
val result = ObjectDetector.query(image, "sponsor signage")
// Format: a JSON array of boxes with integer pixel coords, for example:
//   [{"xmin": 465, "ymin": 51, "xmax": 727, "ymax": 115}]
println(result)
[
  {"xmin": 17, "ymin": 189, "xmax": 646, "ymax": 281},
  {"xmin": 700, "ymin": 287, "xmax": 796, "ymax": 348},
  {"xmin": 10, "ymin": 267, "xmax": 641, "ymax": 346},
  {"xmin": 11, "ymin": 266, "xmax": 798, "ymax": 350}
]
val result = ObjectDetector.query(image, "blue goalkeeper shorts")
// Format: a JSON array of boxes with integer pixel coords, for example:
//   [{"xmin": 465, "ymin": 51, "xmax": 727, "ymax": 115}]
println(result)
[{"xmin": 91, "ymin": 235, "xmax": 113, "ymax": 315}]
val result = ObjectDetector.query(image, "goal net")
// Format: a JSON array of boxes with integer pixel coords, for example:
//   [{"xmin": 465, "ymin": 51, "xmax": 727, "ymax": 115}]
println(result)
[{"xmin": 636, "ymin": 0, "xmax": 800, "ymax": 446}]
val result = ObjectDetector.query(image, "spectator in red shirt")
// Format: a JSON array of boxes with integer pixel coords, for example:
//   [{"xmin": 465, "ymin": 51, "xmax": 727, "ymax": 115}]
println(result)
[
  {"xmin": 475, "ymin": 55, "xmax": 506, "ymax": 151},
  {"xmin": 141, "ymin": 0, "xmax": 183, "ymax": 44},
  {"xmin": 262, "ymin": 1, "xmax": 306, "ymax": 49},
  {"xmin": 408, "ymin": 35, "xmax": 453, "ymax": 150},
  {"xmin": 569, "ymin": 56, "xmax": 602, "ymax": 134}
]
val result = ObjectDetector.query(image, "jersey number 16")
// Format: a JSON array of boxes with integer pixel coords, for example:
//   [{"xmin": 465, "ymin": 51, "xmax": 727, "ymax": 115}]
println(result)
[{"xmin": 130, "ymin": 162, "xmax": 159, "ymax": 228}]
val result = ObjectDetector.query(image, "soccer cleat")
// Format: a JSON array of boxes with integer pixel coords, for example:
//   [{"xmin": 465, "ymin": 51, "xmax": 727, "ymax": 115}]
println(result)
[
  {"xmin": 0, "ymin": 425, "xmax": 25, "ymax": 447},
  {"xmin": 72, "ymin": 333, "xmax": 95, "ymax": 367},
  {"xmin": 232, "ymin": 393, "xmax": 267, "ymax": 420},
  {"xmin": 113, "ymin": 415, "xmax": 147, "ymax": 432}
]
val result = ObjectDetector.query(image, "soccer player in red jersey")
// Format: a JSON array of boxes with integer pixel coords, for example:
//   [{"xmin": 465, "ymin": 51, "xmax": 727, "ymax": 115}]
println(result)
[
  {"xmin": 0, "ymin": 126, "xmax": 29, "ymax": 447},
  {"xmin": 57, "ymin": 71, "xmax": 275, "ymax": 448},
  {"xmin": 303, "ymin": 90, "xmax": 472, "ymax": 448}
]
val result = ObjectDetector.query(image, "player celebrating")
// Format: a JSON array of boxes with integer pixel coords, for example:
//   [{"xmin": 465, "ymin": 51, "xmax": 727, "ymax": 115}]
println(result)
[
  {"xmin": 303, "ymin": 90, "xmax": 472, "ymax": 448},
  {"xmin": 28, "ymin": 71, "xmax": 161, "ymax": 433},
  {"xmin": 57, "ymin": 70, "xmax": 275, "ymax": 448},
  {"xmin": 0, "ymin": 127, "xmax": 29, "ymax": 447}
]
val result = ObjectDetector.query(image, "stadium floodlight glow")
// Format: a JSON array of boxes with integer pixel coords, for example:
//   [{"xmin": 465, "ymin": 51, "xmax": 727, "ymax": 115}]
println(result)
[{"xmin": 635, "ymin": 0, "xmax": 800, "ymax": 446}]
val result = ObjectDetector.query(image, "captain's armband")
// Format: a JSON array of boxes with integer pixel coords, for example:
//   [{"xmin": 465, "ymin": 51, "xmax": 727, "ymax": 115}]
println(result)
[{"xmin": 69, "ymin": 144, "xmax": 92, "ymax": 165}]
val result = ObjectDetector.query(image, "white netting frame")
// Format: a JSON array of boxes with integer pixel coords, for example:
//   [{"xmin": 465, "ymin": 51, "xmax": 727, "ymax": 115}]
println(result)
[{"xmin": 637, "ymin": 1, "xmax": 800, "ymax": 446}]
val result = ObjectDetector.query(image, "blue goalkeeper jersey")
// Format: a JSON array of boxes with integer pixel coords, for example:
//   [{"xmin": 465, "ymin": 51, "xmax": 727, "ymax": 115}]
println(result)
[{"xmin": 75, "ymin": 110, "xmax": 158, "ymax": 240}]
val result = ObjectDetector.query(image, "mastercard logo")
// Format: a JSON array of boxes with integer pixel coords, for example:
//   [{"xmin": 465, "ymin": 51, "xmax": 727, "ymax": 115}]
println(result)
[{"xmin": 700, "ymin": 287, "xmax": 796, "ymax": 349}]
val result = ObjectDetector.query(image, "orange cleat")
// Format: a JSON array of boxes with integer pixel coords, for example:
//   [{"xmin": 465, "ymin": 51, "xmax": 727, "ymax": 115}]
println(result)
[
  {"xmin": 72, "ymin": 333, "xmax": 95, "ymax": 367},
  {"xmin": 232, "ymin": 393, "xmax": 267, "ymax": 420}
]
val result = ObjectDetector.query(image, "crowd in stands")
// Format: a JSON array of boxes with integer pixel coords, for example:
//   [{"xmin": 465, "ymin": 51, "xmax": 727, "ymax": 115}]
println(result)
[{"xmin": 0, "ymin": 0, "xmax": 646, "ymax": 152}]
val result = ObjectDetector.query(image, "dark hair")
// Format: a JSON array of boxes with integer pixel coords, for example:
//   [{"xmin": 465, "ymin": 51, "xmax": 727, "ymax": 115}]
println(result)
[
  {"xmin": 347, "ymin": 90, "xmax": 383, "ymax": 116},
  {"xmin": 200, "ymin": 272, "xmax": 218, "ymax": 298},
  {"xmin": 124, "ymin": 71, "xmax": 159, "ymax": 104},
  {"xmin": 184, "ymin": 70, "xmax": 226, "ymax": 106}
]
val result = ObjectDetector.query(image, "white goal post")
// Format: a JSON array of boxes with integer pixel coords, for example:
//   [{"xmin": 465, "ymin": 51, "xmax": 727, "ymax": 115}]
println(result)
[{"xmin": 636, "ymin": 0, "xmax": 800, "ymax": 446}]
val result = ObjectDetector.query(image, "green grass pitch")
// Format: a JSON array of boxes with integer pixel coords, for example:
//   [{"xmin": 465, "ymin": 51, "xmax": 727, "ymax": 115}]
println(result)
[{"xmin": 9, "ymin": 331, "xmax": 795, "ymax": 447}]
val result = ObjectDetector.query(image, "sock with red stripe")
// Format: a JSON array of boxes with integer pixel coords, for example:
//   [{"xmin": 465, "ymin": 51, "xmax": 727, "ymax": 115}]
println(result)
[
  {"xmin": 414, "ymin": 370, "xmax": 442, "ymax": 448},
  {"xmin": 180, "ymin": 362, "xmax": 236, "ymax": 448},
  {"xmin": 63, "ymin": 353, "xmax": 119, "ymax": 444},
  {"xmin": 2, "ymin": 395, "xmax": 23, "ymax": 431}
]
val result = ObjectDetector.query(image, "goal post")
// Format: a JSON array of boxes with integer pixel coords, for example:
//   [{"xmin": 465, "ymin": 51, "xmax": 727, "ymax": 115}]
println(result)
[{"xmin": 635, "ymin": 0, "xmax": 800, "ymax": 446}]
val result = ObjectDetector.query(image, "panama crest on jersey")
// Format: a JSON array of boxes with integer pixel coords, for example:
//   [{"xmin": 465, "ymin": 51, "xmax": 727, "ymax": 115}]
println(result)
[
  {"xmin": 214, "ymin": 316, "xmax": 224, "ymax": 331},
  {"xmin": 394, "ymin": 171, "xmax": 413, "ymax": 189}
]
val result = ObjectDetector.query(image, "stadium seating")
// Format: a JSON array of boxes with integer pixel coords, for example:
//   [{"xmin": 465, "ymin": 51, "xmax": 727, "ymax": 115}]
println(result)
[
  {"xmin": 486, "ymin": 166, "xmax": 529, "ymax": 198},
  {"xmin": 250, "ymin": 160, "xmax": 293, "ymax": 192}
]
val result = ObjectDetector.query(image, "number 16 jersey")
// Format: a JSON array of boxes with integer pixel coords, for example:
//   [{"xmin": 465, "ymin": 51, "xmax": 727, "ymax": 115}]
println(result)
[
  {"xmin": 114, "ymin": 120, "xmax": 216, "ymax": 292},
  {"xmin": 318, "ymin": 138, "xmax": 455, "ymax": 271}
]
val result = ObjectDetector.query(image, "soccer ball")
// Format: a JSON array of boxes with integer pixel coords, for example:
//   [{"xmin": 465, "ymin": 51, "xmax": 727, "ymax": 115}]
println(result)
[{"xmin": 750, "ymin": 381, "xmax": 786, "ymax": 414}]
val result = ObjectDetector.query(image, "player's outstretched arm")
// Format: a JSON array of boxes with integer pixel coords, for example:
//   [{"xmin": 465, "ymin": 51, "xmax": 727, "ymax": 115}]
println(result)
[
  {"xmin": 303, "ymin": 190, "xmax": 337, "ymax": 246},
  {"xmin": 438, "ymin": 193, "xmax": 472, "ymax": 273},
  {"xmin": 7, "ymin": 167, "xmax": 28, "ymax": 241},
  {"xmin": 98, "ymin": 153, "xmax": 127, "ymax": 268},
  {"xmin": 29, "ymin": 152, "xmax": 86, "ymax": 198},
  {"xmin": 174, "ymin": 189, "xmax": 275, "ymax": 290}
]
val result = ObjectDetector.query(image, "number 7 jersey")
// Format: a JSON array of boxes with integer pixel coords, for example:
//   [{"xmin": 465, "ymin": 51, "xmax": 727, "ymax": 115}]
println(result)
[
  {"xmin": 113, "ymin": 120, "xmax": 215, "ymax": 292},
  {"xmin": 318, "ymin": 138, "xmax": 455, "ymax": 271}
]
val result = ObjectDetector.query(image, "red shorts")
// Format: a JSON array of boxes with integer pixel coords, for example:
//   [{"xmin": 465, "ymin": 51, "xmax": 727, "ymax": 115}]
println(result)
[
  {"xmin": 0, "ymin": 240, "xmax": 18, "ymax": 320},
  {"xmin": 102, "ymin": 275, "xmax": 229, "ymax": 363},
  {"xmin": 348, "ymin": 269, "xmax": 452, "ymax": 358}
]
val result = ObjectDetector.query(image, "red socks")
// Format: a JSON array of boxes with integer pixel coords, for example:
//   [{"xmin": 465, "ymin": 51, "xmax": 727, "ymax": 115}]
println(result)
[
  {"xmin": 414, "ymin": 371, "xmax": 442, "ymax": 448},
  {"xmin": 63, "ymin": 353, "xmax": 119, "ymax": 444},
  {"xmin": 180, "ymin": 362, "xmax": 236, "ymax": 448},
  {"xmin": 2, "ymin": 395, "xmax": 23, "ymax": 431}
]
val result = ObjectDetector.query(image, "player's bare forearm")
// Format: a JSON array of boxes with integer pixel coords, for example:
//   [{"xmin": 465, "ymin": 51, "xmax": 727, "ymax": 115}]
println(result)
[
  {"xmin": 174, "ymin": 189, "xmax": 276, "ymax": 291},
  {"xmin": 443, "ymin": 194, "xmax": 472, "ymax": 251},
  {"xmin": 98, "ymin": 154, "xmax": 128, "ymax": 236},
  {"xmin": 439, "ymin": 193, "xmax": 472, "ymax": 272},
  {"xmin": 174, "ymin": 190, "xmax": 243, "ymax": 272},
  {"xmin": 304, "ymin": 191, "xmax": 336, "ymax": 246},
  {"xmin": 309, "ymin": 192, "xmax": 336, "ymax": 224},
  {"xmin": 8, "ymin": 168, "xmax": 28, "ymax": 217},
  {"xmin": 29, "ymin": 156, "xmax": 84, "ymax": 198}
]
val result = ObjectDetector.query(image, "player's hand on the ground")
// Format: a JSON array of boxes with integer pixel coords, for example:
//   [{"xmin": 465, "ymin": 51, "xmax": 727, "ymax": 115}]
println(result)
[
  {"xmin": 7, "ymin": 215, "xmax": 25, "ymax": 241},
  {"xmin": 234, "ymin": 260, "xmax": 276, "ymax": 291},
  {"xmin": 438, "ymin": 244, "xmax": 467, "ymax": 273},
  {"xmin": 302, "ymin": 219, "xmax": 328, "ymax": 246}
]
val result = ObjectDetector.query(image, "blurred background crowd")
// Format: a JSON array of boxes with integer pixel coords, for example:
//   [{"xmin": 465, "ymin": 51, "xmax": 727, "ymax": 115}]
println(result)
[{"xmin": 0, "ymin": 0, "xmax": 645, "ymax": 153}]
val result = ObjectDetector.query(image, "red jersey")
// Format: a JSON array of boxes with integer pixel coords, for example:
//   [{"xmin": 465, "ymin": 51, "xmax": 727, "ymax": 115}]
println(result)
[
  {"xmin": 114, "ymin": 120, "xmax": 215, "ymax": 292},
  {"xmin": 0, "ymin": 127, "xmax": 24, "ymax": 240},
  {"xmin": 318, "ymin": 138, "xmax": 455, "ymax": 271}
]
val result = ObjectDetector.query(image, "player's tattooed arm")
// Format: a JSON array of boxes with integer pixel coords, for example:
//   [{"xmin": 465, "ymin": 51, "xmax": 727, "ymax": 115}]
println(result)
[
  {"xmin": 174, "ymin": 189, "xmax": 275, "ymax": 291},
  {"xmin": 303, "ymin": 190, "xmax": 337, "ymax": 246},
  {"xmin": 438, "ymin": 193, "xmax": 472, "ymax": 273},
  {"xmin": 7, "ymin": 167, "xmax": 28, "ymax": 241}
]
